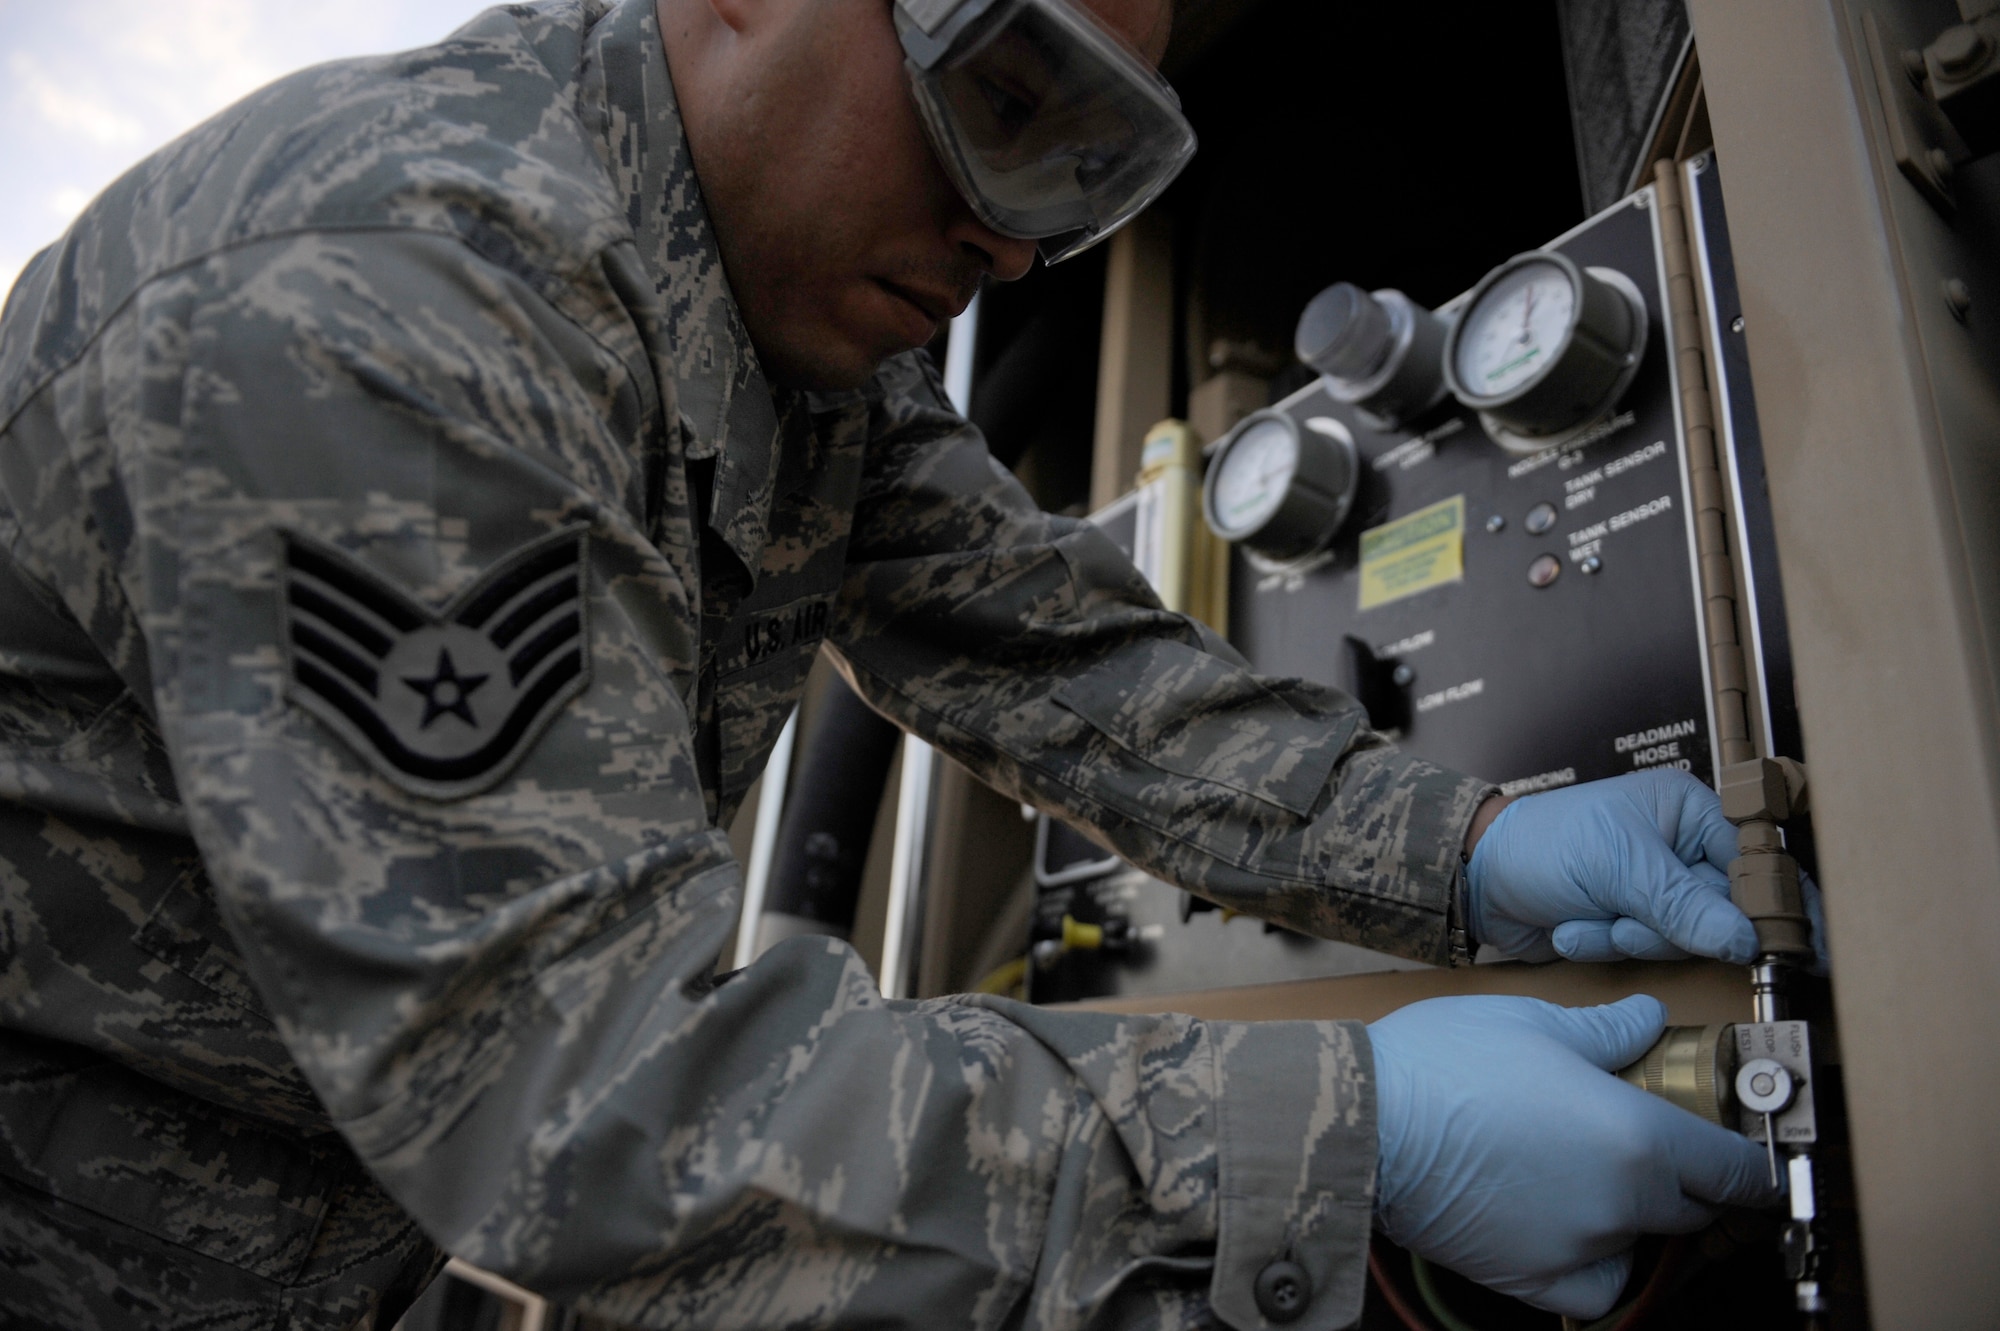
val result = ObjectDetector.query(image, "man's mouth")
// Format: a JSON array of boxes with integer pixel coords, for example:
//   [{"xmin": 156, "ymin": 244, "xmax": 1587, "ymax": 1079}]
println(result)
[{"xmin": 876, "ymin": 278, "xmax": 971, "ymax": 338}]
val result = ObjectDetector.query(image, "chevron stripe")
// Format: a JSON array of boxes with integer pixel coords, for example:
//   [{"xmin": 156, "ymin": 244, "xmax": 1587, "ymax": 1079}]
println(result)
[
  {"xmin": 280, "ymin": 527, "xmax": 590, "ymax": 799},
  {"xmin": 293, "ymin": 649, "xmax": 585, "ymax": 786},
  {"xmin": 286, "ymin": 543, "xmax": 424, "ymax": 632},
  {"xmin": 508, "ymin": 611, "xmax": 582, "ymax": 686},
  {"xmin": 456, "ymin": 540, "xmax": 581, "ymax": 630}
]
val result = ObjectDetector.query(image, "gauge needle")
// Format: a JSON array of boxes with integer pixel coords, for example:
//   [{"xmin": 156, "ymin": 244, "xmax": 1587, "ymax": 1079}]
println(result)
[{"xmin": 1519, "ymin": 284, "xmax": 1536, "ymax": 345}]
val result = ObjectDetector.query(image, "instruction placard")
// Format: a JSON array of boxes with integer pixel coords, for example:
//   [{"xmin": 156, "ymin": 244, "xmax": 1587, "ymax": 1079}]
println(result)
[{"xmin": 1359, "ymin": 495, "xmax": 1465, "ymax": 611}]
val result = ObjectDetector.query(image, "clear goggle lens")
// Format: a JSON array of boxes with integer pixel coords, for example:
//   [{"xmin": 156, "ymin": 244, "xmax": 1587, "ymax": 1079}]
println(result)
[{"xmin": 900, "ymin": 0, "xmax": 1196, "ymax": 263}]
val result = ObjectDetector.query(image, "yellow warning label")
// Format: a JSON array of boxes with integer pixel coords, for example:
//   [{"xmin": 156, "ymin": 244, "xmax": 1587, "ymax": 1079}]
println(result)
[{"xmin": 1359, "ymin": 495, "xmax": 1465, "ymax": 611}]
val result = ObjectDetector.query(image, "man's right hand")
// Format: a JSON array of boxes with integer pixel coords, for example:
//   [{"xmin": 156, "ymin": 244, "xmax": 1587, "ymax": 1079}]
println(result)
[{"xmin": 1367, "ymin": 994, "xmax": 1780, "ymax": 1318}]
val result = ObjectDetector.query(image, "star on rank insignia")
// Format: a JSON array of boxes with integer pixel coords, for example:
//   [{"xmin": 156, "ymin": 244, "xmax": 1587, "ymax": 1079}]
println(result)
[{"xmin": 277, "ymin": 526, "xmax": 591, "ymax": 800}]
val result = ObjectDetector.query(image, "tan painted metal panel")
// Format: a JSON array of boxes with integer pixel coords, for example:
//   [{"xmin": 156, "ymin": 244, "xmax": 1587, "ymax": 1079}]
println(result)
[
  {"xmin": 1073, "ymin": 959, "xmax": 1752, "ymax": 1028},
  {"xmin": 1687, "ymin": 3, "xmax": 2000, "ymax": 1325},
  {"xmin": 1091, "ymin": 213, "xmax": 1176, "ymax": 510}
]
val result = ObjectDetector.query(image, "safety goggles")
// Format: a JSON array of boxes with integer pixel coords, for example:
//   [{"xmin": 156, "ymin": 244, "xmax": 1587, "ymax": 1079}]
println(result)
[{"xmin": 894, "ymin": 0, "xmax": 1196, "ymax": 263}]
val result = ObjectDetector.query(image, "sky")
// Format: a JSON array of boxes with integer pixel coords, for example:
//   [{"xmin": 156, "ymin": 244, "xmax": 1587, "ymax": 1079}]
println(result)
[{"xmin": 0, "ymin": 0, "xmax": 495, "ymax": 304}]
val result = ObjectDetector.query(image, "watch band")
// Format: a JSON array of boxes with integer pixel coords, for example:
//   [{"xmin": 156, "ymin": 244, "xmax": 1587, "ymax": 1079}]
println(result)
[{"xmin": 1449, "ymin": 858, "xmax": 1475, "ymax": 968}]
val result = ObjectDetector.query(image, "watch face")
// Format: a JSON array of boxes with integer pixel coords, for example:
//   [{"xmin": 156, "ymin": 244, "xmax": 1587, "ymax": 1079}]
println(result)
[
  {"xmin": 1455, "ymin": 258, "xmax": 1576, "ymax": 400},
  {"xmin": 1210, "ymin": 415, "xmax": 1298, "ymax": 537}
]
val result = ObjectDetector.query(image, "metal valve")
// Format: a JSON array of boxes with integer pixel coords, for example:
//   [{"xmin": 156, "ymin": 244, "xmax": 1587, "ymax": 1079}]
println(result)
[
  {"xmin": 1735, "ymin": 1057, "xmax": 1797, "ymax": 1115},
  {"xmin": 1737, "ymin": 1055, "xmax": 1799, "ymax": 1186}
]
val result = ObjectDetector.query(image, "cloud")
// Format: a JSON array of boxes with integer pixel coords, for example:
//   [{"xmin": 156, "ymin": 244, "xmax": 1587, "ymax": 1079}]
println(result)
[
  {"xmin": 8, "ymin": 53, "xmax": 147, "ymax": 147},
  {"xmin": 2, "ymin": 0, "xmax": 490, "ymax": 302},
  {"xmin": 49, "ymin": 187, "xmax": 92, "ymax": 221}
]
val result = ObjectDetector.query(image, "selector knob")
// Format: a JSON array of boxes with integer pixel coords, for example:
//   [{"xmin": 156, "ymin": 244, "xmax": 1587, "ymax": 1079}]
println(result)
[
  {"xmin": 1736, "ymin": 1057, "xmax": 1799, "ymax": 1116},
  {"xmin": 1296, "ymin": 283, "xmax": 1450, "ymax": 430},
  {"xmin": 1298, "ymin": 283, "xmax": 1394, "ymax": 379},
  {"xmin": 1443, "ymin": 250, "xmax": 1649, "ymax": 454}
]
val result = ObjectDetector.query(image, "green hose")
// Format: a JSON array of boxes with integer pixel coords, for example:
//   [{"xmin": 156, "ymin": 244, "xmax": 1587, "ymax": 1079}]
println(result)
[
  {"xmin": 1407, "ymin": 1255, "xmax": 1483, "ymax": 1331},
  {"xmin": 1408, "ymin": 1253, "xmax": 1637, "ymax": 1331},
  {"xmin": 1582, "ymin": 1298, "xmax": 1638, "ymax": 1331}
]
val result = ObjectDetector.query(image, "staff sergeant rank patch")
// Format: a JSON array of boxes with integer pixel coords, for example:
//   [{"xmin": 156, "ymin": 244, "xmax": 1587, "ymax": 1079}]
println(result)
[{"xmin": 279, "ymin": 527, "xmax": 591, "ymax": 800}]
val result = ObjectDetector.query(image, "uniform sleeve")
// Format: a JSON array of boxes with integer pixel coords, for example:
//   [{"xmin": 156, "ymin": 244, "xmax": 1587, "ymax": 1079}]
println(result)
[
  {"xmin": 830, "ymin": 352, "xmax": 1497, "ymax": 963},
  {"xmin": 110, "ymin": 230, "xmax": 1376, "ymax": 1330}
]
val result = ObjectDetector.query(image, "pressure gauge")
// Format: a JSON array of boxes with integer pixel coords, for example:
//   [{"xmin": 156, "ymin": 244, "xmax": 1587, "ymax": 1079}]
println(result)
[
  {"xmin": 1443, "ymin": 251, "xmax": 1649, "ymax": 454},
  {"xmin": 1202, "ymin": 410, "xmax": 1358, "ymax": 561}
]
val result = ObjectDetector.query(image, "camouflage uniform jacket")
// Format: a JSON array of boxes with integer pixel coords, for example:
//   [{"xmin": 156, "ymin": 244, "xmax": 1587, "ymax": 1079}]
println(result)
[{"xmin": 0, "ymin": 1, "xmax": 1494, "ymax": 1327}]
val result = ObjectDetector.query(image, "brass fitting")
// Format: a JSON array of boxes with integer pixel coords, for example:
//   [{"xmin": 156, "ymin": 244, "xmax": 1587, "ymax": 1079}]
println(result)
[
  {"xmin": 1719, "ymin": 758, "xmax": 1815, "ymax": 961},
  {"xmin": 1728, "ymin": 855, "xmax": 1813, "ymax": 957},
  {"xmin": 1619, "ymin": 1024, "xmax": 1738, "ymax": 1126},
  {"xmin": 1719, "ymin": 756, "xmax": 1808, "ymax": 823}
]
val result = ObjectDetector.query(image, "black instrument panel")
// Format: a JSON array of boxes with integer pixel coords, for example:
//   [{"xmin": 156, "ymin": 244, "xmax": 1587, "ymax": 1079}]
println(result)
[{"xmin": 1028, "ymin": 176, "xmax": 1790, "ymax": 1004}]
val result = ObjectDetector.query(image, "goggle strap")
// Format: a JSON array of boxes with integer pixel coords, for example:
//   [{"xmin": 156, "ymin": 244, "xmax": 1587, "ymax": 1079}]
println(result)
[
  {"xmin": 897, "ymin": 0, "xmax": 961, "ymax": 33},
  {"xmin": 894, "ymin": 0, "xmax": 1008, "ymax": 69}
]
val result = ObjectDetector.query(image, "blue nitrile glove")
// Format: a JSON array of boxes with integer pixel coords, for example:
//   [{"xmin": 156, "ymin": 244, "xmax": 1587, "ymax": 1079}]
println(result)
[
  {"xmin": 1466, "ymin": 768, "xmax": 1828, "ymax": 968},
  {"xmin": 1369, "ymin": 994, "xmax": 1781, "ymax": 1318}
]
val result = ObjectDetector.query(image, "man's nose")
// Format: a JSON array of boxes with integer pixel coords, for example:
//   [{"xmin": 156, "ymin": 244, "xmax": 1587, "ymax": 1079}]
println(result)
[{"xmin": 948, "ymin": 212, "xmax": 1038, "ymax": 283}]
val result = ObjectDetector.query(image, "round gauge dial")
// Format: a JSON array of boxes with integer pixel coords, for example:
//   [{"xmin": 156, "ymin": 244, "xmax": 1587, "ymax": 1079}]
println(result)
[
  {"xmin": 1207, "ymin": 415, "xmax": 1298, "ymax": 538},
  {"xmin": 1452, "ymin": 259, "xmax": 1577, "ymax": 398},
  {"xmin": 1201, "ymin": 410, "xmax": 1358, "ymax": 561},
  {"xmin": 1442, "ymin": 250, "xmax": 1649, "ymax": 453}
]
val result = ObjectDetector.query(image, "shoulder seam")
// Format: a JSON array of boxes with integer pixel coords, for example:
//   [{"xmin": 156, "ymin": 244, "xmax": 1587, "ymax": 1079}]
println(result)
[{"xmin": 0, "ymin": 222, "xmax": 648, "ymax": 443}]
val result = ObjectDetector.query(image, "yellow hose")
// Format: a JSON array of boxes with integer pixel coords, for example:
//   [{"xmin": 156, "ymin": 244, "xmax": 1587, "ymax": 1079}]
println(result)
[
  {"xmin": 1060, "ymin": 916, "xmax": 1104, "ymax": 951},
  {"xmin": 974, "ymin": 957, "xmax": 1029, "ymax": 996},
  {"xmin": 976, "ymin": 916, "xmax": 1110, "ymax": 998}
]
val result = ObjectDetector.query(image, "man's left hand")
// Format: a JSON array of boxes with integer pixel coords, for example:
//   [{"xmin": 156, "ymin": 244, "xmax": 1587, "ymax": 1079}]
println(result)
[{"xmin": 1464, "ymin": 769, "xmax": 1827, "ymax": 967}]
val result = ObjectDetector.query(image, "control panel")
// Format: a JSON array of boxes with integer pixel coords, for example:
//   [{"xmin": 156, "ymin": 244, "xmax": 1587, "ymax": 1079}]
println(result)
[
  {"xmin": 1233, "ymin": 191, "xmax": 1718, "ymax": 795},
  {"xmin": 1026, "ymin": 159, "xmax": 1801, "ymax": 1004}
]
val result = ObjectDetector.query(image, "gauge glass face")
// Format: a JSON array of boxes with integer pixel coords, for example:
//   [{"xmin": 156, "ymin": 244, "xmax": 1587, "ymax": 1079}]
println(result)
[
  {"xmin": 1456, "ymin": 260, "xmax": 1576, "ymax": 399},
  {"xmin": 1211, "ymin": 417, "xmax": 1298, "ymax": 537}
]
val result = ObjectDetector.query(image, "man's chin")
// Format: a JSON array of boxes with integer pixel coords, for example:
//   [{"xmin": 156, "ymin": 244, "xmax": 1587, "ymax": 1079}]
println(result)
[{"xmin": 757, "ymin": 328, "xmax": 913, "ymax": 394}]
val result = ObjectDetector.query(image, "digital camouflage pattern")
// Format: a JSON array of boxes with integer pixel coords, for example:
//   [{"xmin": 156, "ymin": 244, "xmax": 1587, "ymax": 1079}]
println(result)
[{"xmin": 0, "ymin": 1, "xmax": 1494, "ymax": 1327}]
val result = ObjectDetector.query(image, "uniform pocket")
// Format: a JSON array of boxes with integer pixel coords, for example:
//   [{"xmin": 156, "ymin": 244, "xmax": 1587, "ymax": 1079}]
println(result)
[
  {"xmin": 1052, "ymin": 639, "xmax": 1356, "ymax": 818},
  {"xmin": 0, "ymin": 1034, "xmax": 342, "ymax": 1283},
  {"xmin": 135, "ymin": 863, "xmax": 274, "ymax": 1020}
]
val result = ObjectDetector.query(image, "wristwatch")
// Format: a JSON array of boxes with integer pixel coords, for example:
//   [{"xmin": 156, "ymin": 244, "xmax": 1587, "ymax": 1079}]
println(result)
[{"xmin": 1449, "ymin": 858, "xmax": 1476, "ymax": 968}]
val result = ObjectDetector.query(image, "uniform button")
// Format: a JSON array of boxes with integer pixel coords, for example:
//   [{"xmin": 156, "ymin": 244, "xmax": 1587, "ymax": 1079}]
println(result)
[{"xmin": 1254, "ymin": 1258, "xmax": 1311, "ymax": 1323}]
